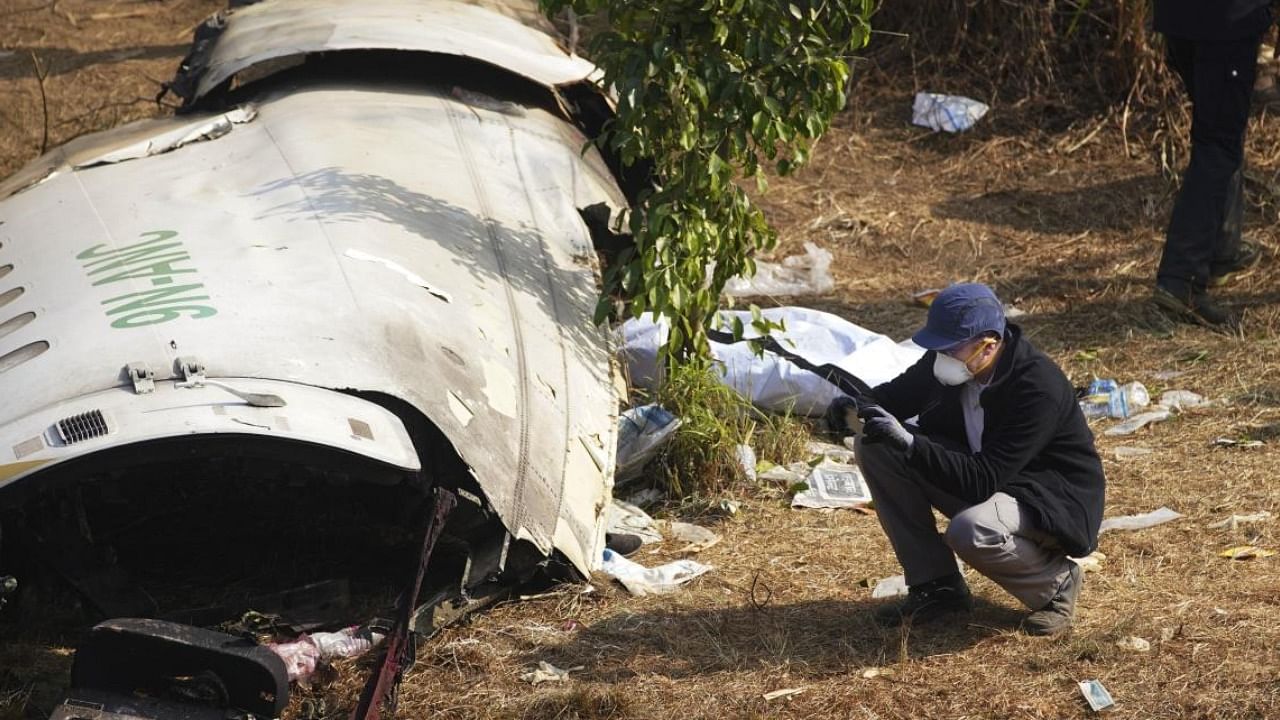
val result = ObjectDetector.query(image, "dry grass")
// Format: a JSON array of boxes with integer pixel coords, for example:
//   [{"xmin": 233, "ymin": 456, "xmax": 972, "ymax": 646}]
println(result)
[
  {"xmin": 654, "ymin": 363, "xmax": 811, "ymax": 499},
  {"xmin": 3, "ymin": 3, "xmax": 1280, "ymax": 719}
]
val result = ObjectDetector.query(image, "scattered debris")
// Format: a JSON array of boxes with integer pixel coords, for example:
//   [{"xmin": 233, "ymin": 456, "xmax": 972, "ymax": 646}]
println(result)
[
  {"xmin": 1116, "ymin": 636, "xmax": 1151, "ymax": 653},
  {"xmin": 808, "ymin": 440, "xmax": 857, "ymax": 465},
  {"xmin": 1099, "ymin": 507, "xmax": 1182, "ymax": 533},
  {"xmin": 718, "ymin": 499, "xmax": 741, "ymax": 516},
  {"xmin": 1159, "ymin": 390, "xmax": 1209, "ymax": 410},
  {"xmin": 1103, "ymin": 408, "xmax": 1172, "ymax": 436},
  {"xmin": 762, "ymin": 687, "xmax": 807, "ymax": 701},
  {"xmin": 1113, "ymin": 446, "xmax": 1153, "ymax": 460},
  {"xmin": 792, "ymin": 462, "xmax": 873, "ymax": 509},
  {"xmin": 615, "ymin": 404, "xmax": 681, "ymax": 483},
  {"xmin": 269, "ymin": 625, "xmax": 387, "ymax": 682},
  {"xmin": 521, "ymin": 660, "xmax": 581, "ymax": 685},
  {"xmin": 861, "ymin": 667, "xmax": 895, "ymax": 679},
  {"xmin": 1207, "ymin": 511, "xmax": 1271, "ymax": 530},
  {"xmin": 736, "ymin": 443, "xmax": 758, "ymax": 482},
  {"xmin": 606, "ymin": 499, "xmax": 664, "ymax": 545},
  {"xmin": 1079, "ymin": 679, "xmax": 1116, "ymax": 712},
  {"xmin": 911, "ymin": 92, "xmax": 989, "ymax": 132},
  {"xmin": 723, "ymin": 242, "xmax": 834, "ymax": 297},
  {"xmin": 600, "ymin": 549, "xmax": 712, "ymax": 596},
  {"xmin": 761, "ymin": 462, "xmax": 811, "ymax": 485},
  {"xmin": 1071, "ymin": 551, "xmax": 1106, "ymax": 573},
  {"xmin": 1212, "ymin": 437, "xmax": 1264, "ymax": 449},
  {"xmin": 658, "ymin": 521, "xmax": 721, "ymax": 553},
  {"xmin": 1219, "ymin": 546, "xmax": 1276, "ymax": 560},
  {"xmin": 53, "ymin": 619, "xmax": 288, "ymax": 720},
  {"xmin": 870, "ymin": 575, "xmax": 908, "ymax": 599},
  {"xmin": 1081, "ymin": 379, "xmax": 1148, "ymax": 420},
  {"xmin": 626, "ymin": 487, "xmax": 667, "ymax": 508},
  {"xmin": 1152, "ymin": 369, "xmax": 1188, "ymax": 381}
]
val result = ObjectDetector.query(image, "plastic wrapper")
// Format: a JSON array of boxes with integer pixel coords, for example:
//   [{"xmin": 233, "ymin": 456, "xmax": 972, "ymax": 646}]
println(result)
[
  {"xmin": 615, "ymin": 404, "xmax": 681, "ymax": 482},
  {"xmin": 723, "ymin": 242, "xmax": 834, "ymax": 297},
  {"xmin": 600, "ymin": 548, "xmax": 712, "ymax": 596},
  {"xmin": 911, "ymin": 92, "xmax": 989, "ymax": 132}
]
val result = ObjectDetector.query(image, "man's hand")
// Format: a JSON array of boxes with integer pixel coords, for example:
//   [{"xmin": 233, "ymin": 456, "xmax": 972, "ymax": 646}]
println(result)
[
  {"xmin": 825, "ymin": 394, "xmax": 879, "ymax": 436},
  {"xmin": 858, "ymin": 405, "xmax": 913, "ymax": 452}
]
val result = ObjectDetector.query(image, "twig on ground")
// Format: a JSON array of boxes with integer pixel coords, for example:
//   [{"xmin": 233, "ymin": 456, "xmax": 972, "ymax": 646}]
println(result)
[{"xmin": 29, "ymin": 50, "xmax": 50, "ymax": 155}]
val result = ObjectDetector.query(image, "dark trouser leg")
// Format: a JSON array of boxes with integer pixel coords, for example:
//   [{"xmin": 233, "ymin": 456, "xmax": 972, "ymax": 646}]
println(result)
[
  {"xmin": 1213, "ymin": 165, "xmax": 1245, "ymax": 272},
  {"xmin": 1158, "ymin": 34, "xmax": 1260, "ymax": 294},
  {"xmin": 855, "ymin": 436, "xmax": 968, "ymax": 587}
]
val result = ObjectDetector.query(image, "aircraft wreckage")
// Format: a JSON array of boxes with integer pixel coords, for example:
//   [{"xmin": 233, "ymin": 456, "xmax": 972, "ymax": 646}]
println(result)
[{"xmin": 0, "ymin": 0, "xmax": 638, "ymax": 716}]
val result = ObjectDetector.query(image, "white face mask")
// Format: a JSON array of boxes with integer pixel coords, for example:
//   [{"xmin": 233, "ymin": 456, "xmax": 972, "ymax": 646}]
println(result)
[{"xmin": 933, "ymin": 352, "xmax": 974, "ymax": 386}]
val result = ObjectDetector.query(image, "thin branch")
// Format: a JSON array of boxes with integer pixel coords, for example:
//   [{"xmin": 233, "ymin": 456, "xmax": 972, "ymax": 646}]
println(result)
[{"xmin": 29, "ymin": 50, "xmax": 50, "ymax": 155}]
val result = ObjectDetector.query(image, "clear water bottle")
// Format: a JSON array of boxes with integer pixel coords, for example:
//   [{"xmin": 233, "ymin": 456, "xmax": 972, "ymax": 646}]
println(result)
[{"xmin": 1080, "ymin": 379, "xmax": 1128, "ymax": 419}]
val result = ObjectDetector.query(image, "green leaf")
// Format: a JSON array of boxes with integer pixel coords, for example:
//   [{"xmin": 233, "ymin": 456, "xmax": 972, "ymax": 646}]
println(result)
[{"xmin": 539, "ymin": 0, "xmax": 875, "ymax": 362}]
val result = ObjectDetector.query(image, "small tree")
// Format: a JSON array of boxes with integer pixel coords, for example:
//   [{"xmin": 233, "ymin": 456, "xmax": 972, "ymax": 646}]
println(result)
[{"xmin": 542, "ymin": 0, "xmax": 874, "ymax": 362}]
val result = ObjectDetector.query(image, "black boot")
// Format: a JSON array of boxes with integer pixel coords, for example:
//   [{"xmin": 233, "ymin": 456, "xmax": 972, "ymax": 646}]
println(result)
[
  {"xmin": 1153, "ymin": 284, "xmax": 1239, "ymax": 330},
  {"xmin": 874, "ymin": 572, "xmax": 973, "ymax": 628}
]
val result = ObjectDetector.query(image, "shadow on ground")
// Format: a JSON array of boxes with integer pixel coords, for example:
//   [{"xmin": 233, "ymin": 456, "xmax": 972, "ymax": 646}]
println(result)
[
  {"xmin": 527, "ymin": 597, "xmax": 1025, "ymax": 683},
  {"xmin": 932, "ymin": 174, "xmax": 1166, "ymax": 235}
]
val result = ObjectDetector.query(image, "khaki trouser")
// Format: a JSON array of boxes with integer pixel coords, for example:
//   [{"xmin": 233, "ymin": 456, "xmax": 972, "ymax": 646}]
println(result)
[{"xmin": 855, "ymin": 436, "xmax": 1073, "ymax": 610}]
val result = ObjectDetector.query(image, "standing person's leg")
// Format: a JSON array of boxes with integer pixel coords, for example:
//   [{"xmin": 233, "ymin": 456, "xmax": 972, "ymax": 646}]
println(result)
[
  {"xmin": 944, "ymin": 492, "xmax": 1081, "ymax": 636},
  {"xmin": 1156, "ymin": 34, "xmax": 1261, "ymax": 324}
]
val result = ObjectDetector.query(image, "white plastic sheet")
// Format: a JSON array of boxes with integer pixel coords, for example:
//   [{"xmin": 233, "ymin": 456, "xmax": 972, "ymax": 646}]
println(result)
[
  {"xmin": 600, "ymin": 548, "xmax": 712, "ymax": 596},
  {"xmin": 620, "ymin": 307, "xmax": 924, "ymax": 416},
  {"xmin": 911, "ymin": 92, "xmax": 989, "ymax": 133}
]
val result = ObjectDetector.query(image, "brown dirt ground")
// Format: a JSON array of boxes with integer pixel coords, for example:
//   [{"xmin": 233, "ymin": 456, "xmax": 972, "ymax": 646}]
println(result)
[{"xmin": 3, "ymin": 2, "xmax": 1280, "ymax": 719}]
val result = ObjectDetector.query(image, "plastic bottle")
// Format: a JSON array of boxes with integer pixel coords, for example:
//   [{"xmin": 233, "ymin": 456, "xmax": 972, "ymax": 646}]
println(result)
[
  {"xmin": 1120, "ymin": 381, "xmax": 1150, "ymax": 410},
  {"xmin": 310, "ymin": 626, "xmax": 384, "ymax": 660},
  {"xmin": 1079, "ymin": 379, "xmax": 1139, "ymax": 419}
]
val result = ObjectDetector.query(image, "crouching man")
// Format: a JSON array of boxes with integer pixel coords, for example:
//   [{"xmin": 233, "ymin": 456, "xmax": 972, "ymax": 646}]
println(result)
[{"xmin": 833, "ymin": 283, "xmax": 1105, "ymax": 635}]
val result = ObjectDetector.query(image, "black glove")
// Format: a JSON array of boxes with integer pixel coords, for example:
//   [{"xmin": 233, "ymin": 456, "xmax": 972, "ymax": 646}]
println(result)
[
  {"xmin": 825, "ymin": 394, "xmax": 877, "ymax": 436},
  {"xmin": 857, "ymin": 404, "xmax": 913, "ymax": 452}
]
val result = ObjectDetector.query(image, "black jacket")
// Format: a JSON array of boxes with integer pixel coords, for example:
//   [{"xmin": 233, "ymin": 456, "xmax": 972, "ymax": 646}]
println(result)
[
  {"xmin": 1154, "ymin": 0, "xmax": 1271, "ymax": 42},
  {"xmin": 870, "ymin": 324, "xmax": 1106, "ymax": 557}
]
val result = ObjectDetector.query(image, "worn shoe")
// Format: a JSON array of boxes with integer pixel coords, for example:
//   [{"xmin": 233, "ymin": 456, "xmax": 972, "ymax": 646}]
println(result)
[
  {"xmin": 1024, "ymin": 564, "xmax": 1082, "ymax": 637},
  {"xmin": 1210, "ymin": 240, "xmax": 1263, "ymax": 287},
  {"xmin": 1152, "ymin": 285, "xmax": 1239, "ymax": 330},
  {"xmin": 605, "ymin": 533, "xmax": 642, "ymax": 557},
  {"xmin": 874, "ymin": 573, "xmax": 973, "ymax": 628}
]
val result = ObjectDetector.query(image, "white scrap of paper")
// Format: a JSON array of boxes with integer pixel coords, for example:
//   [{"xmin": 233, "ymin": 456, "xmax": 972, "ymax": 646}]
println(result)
[{"xmin": 1099, "ymin": 507, "xmax": 1182, "ymax": 533}]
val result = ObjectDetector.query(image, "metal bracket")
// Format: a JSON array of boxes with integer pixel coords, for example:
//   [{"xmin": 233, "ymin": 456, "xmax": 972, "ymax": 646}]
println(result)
[
  {"xmin": 175, "ymin": 356, "xmax": 206, "ymax": 386},
  {"xmin": 124, "ymin": 362, "xmax": 154, "ymax": 395}
]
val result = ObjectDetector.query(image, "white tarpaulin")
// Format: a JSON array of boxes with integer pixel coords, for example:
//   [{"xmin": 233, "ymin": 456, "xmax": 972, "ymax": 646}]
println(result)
[{"xmin": 620, "ymin": 307, "xmax": 925, "ymax": 416}]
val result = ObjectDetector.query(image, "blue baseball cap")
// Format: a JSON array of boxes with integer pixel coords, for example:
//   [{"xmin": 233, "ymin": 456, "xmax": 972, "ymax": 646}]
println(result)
[{"xmin": 911, "ymin": 283, "xmax": 1006, "ymax": 350}]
